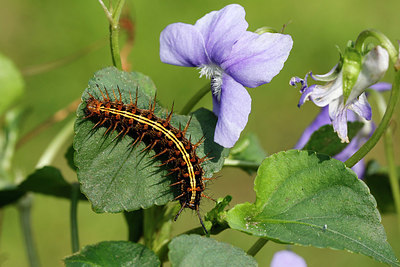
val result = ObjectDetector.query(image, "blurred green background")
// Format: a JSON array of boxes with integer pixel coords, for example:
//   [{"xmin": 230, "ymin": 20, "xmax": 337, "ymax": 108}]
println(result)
[{"xmin": 1, "ymin": 0, "xmax": 399, "ymax": 266}]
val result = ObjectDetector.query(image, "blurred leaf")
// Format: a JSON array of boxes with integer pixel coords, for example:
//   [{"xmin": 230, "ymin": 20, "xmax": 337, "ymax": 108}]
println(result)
[
  {"xmin": 0, "ymin": 53, "xmax": 24, "ymax": 116},
  {"xmin": 302, "ymin": 122, "xmax": 363, "ymax": 156},
  {"xmin": 0, "ymin": 166, "xmax": 86, "ymax": 207},
  {"xmin": 65, "ymin": 145, "xmax": 77, "ymax": 171},
  {"xmin": 364, "ymin": 160, "xmax": 400, "ymax": 214},
  {"xmin": 168, "ymin": 234, "xmax": 257, "ymax": 267},
  {"xmin": 64, "ymin": 241, "xmax": 160, "ymax": 267},
  {"xmin": 0, "ymin": 185, "xmax": 25, "ymax": 207},
  {"xmin": 19, "ymin": 166, "xmax": 86, "ymax": 200},
  {"xmin": 228, "ymin": 133, "xmax": 266, "ymax": 174},
  {"xmin": 226, "ymin": 150, "xmax": 399, "ymax": 266},
  {"xmin": 0, "ymin": 108, "xmax": 26, "ymax": 186},
  {"xmin": 74, "ymin": 67, "xmax": 228, "ymax": 213}
]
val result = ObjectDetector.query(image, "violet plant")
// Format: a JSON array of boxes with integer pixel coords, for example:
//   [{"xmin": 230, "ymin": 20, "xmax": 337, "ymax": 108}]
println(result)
[{"xmin": 0, "ymin": 2, "xmax": 400, "ymax": 267}]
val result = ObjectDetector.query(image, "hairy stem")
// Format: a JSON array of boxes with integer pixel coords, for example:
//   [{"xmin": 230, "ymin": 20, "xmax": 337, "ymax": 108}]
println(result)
[
  {"xmin": 180, "ymin": 84, "xmax": 210, "ymax": 115},
  {"xmin": 70, "ymin": 183, "xmax": 80, "ymax": 253},
  {"xmin": 247, "ymin": 238, "xmax": 268, "ymax": 257}
]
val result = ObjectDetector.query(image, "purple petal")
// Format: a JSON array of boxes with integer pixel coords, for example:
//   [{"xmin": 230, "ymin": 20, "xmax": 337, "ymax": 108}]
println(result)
[
  {"xmin": 271, "ymin": 250, "xmax": 307, "ymax": 267},
  {"xmin": 222, "ymin": 31, "xmax": 293, "ymax": 88},
  {"xmin": 298, "ymin": 84, "xmax": 316, "ymax": 107},
  {"xmin": 294, "ymin": 107, "xmax": 330, "ymax": 149},
  {"xmin": 160, "ymin": 23, "xmax": 209, "ymax": 67},
  {"xmin": 329, "ymin": 98, "xmax": 349, "ymax": 143},
  {"xmin": 194, "ymin": 4, "xmax": 248, "ymax": 64},
  {"xmin": 369, "ymin": 82, "xmax": 392, "ymax": 91},
  {"xmin": 351, "ymin": 159, "xmax": 366, "ymax": 179},
  {"xmin": 213, "ymin": 73, "xmax": 251, "ymax": 147},
  {"xmin": 350, "ymin": 93, "xmax": 372, "ymax": 120},
  {"xmin": 310, "ymin": 74, "xmax": 343, "ymax": 107}
]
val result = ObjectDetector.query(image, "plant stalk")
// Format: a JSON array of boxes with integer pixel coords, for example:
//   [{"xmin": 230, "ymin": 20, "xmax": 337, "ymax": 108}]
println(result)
[
  {"xmin": 18, "ymin": 195, "xmax": 40, "ymax": 267},
  {"xmin": 70, "ymin": 183, "xmax": 80, "ymax": 253},
  {"xmin": 180, "ymin": 84, "xmax": 210, "ymax": 115},
  {"xmin": 370, "ymin": 90, "xmax": 400, "ymax": 230},
  {"xmin": 247, "ymin": 238, "xmax": 268, "ymax": 257}
]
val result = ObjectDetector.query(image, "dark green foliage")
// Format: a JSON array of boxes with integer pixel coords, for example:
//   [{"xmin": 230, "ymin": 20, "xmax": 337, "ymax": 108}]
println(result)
[{"xmin": 302, "ymin": 122, "xmax": 363, "ymax": 156}]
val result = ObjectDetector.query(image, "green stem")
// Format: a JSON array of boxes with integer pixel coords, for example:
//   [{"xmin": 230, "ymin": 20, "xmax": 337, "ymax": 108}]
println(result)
[
  {"xmin": 18, "ymin": 195, "xmax": 40, "ymax": 267},
  {"xmin": 70, "ymin": 183, "xmax": 80, "ymax": 253},
  {"xmin": 99, "ymin": 0, "xmax": 125, "ymax": 69},
  {"xmin": 223, "ymin": 158, "xmax": 260, "ymax": 171},
  {"xmin": 180, "ymin": 84, "xmax": 210, "ymax": 115},
  {"xmin": 345, "ymin": 71, "xmax": 400, "ymax": 167},
  {"xmin": 36, "ymin": 118, "xmax": 75, "ymax": 168},
  {"xmin": 123, "ymin": 210, "xmax": 144, "ymax": 243},
  {"xmin": 370, "ymin": 90, "xmax": 400, "ymax": 230},
  {"xmin": 355, "ymin": 29, "xmax": 398, "ymax": 64},
  {"xmin": 247, "ymin": 238, "xmax": 268, "ymax": 257}
]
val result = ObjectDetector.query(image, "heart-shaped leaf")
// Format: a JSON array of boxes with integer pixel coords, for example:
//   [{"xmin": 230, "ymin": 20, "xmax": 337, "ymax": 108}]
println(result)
[{"xmin": 227, "ymin": 150, "xmax": 399, "ymax": 266}]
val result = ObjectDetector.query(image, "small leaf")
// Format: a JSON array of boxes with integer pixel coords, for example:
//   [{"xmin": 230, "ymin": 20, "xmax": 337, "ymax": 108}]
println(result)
[
  {"xmin": 0, "ymin": 53, "xmax": 24, "ymax": 116},
  {"xmin": 228, "ymin": 133, "xmax": 267, "ymax": 174},
  {"xmin": 74, "ymin": 67, "xmax": 228, "ymax": 213},
  {"xmin": 64, "ymin": 241, "xmax": 160, "ymax": 267},
  {"xmin": 302, "ymin": 122, "xmax": 363, "ymax": 156},
  {"xmin": 168, "ymin": 234, "xmax": 257, "ymax": 267},
  {"xmin": 226, "ymin": 150, "xmax": 399, "ymax": 266},
  {"xmin": 19, "ymin": 166, "xmax": 86, "ymax": 200}
]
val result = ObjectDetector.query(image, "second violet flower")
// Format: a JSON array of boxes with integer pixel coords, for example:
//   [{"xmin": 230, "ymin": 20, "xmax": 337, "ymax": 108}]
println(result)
[{"xmin": 159, "ymin": 4, "xmax": 293, "ymax": 148}]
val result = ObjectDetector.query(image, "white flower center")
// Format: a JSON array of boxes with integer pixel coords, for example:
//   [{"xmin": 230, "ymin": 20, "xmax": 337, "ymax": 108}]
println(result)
[{"xmin": 198, "ymin": 64, "xmax": 223, "ymax": 101}]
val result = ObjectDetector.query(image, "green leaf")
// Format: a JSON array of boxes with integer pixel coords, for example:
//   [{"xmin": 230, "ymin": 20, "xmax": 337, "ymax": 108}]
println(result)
[
  {"xmin": 19, "ymin": 166, "xmax": 86, "ymax": 200},
  {"xmin": 0, "ymin": 53, "xmax": 24, "ymax": 116},
  {"xmin": 364, "ymin": 160, "xmax": 400, "ymax": 213},
  {"xmin": 65, "ymin": 145, "xmax": 77, "ymax": 171},
  {"xmin": 226, "ymin": 150, "xmax": 399, "ymax": 266},
  {"xmin": 302, "ymin": 122, "xmax": 363, "ymax": 156},
  {"xmin": 168, "ymin": 234, "xmax": 257, "ymax": 267},
  {"xmin": 0, "ymin": 185, "xmax": 25, "ymax": 207},
  {"xmin": 64, "ymin": 241, "xmax": 160, "ymax": 267},
  {"xmin": 228, "ymin": 133, "xmax": 267, "ymax": 174},
  {"xmin": 74, "ymin": 67, "xmax": 228, "ymax": 213}
]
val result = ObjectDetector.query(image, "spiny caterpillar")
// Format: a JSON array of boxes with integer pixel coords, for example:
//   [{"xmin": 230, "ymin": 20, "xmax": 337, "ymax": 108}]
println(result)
[{"xmin": 83, "ymin": 85, "xmax": 213, "ymax": 233}]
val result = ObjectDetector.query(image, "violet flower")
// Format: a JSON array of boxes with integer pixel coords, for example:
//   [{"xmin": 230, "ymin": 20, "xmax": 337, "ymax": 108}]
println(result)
[
  {"xmin": 294, "ymin": 82, "xmax": 391, "ymax": 178},
  {"xmin": 290, "ymin": 46, "xmax": 389, "ymax": 143},
  {"xmin": 160, "ymin": 4, "xmax": 293, "ymax": 147},
  {"xmin": 270, "ymin": 250, "xmax": 307, "ymax": 267}
]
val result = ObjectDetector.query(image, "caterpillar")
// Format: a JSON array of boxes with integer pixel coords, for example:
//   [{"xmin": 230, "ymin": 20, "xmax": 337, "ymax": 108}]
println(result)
[{"xmin": 83, "ymin": 85, "xmax": 212, "ymax": 233}]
